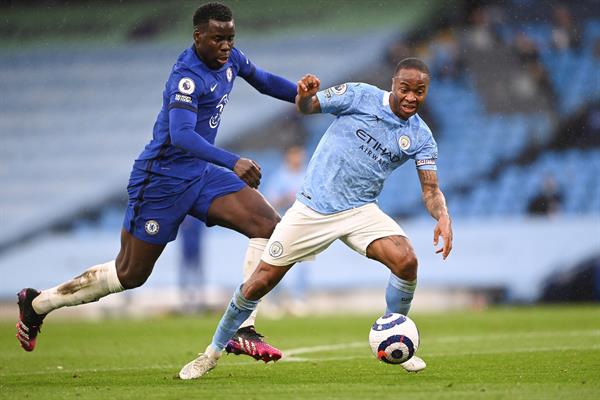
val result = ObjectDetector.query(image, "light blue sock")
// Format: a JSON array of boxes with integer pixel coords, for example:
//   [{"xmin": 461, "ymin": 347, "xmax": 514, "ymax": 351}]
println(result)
[
  {"xmin": 385, "ymin": 273, "xmax": 417, "ymax": 316},
  {"xmin": 210, "ymin": 285, "xmax": 259, "ymax": 351}
]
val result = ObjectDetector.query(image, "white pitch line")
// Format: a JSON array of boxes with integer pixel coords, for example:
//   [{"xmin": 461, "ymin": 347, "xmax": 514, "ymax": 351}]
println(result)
[
  {"xmin": 284, "ymin": 341, "xmax": 365, "ymax": 356},
  {"xmin": 281, "ymin": 328, "xmax": 600, "ymax": 358},
  {"xmin": 285, "ymin": 343, "xmax": 600, "ymax": 362},
  {"xmin": 428, "ymin": 328, "xmax": 600, "ymax": 343},
  {"xmin": 2, "ymin": 329, "xmax": 600, "ymax": 377},
  {"xmin": 3, "ymin": 343, "xmax": 600, "ymax": 377}
]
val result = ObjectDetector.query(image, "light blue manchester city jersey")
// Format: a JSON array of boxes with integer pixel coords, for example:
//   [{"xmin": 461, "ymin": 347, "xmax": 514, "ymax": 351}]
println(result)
[{"xmin": 297, "ymin": 83, "xmax": 438, "ymax": 214}]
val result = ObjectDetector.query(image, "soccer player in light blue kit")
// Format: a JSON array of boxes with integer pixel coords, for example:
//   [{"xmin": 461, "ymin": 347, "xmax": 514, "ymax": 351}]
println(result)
[
  {"xmin": 179, "ymin": 58, "xmax": 454, "ymax": 379},
  {"xmin": 16, "ymin": 2, "xmax": 293, "ymax": 362}
]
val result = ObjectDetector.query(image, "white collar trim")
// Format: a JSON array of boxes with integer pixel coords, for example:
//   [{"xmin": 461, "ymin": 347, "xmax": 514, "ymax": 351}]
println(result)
[{"xmin": 383, "ymin": 91, "xmax": 390, "ymax": 106}]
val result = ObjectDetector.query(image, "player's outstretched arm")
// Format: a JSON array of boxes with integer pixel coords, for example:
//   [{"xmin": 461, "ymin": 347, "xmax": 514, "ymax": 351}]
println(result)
[
  {"xmin": 417, "ymin": 169, "xmax": 453, "ymax": 259},
  {"xmin": 296, "ymin": 74, "xmax": 321, "ymax": 114},
  {"xmin": 244, "ymin": 66, "xmax": 297, "ymax": 103}
]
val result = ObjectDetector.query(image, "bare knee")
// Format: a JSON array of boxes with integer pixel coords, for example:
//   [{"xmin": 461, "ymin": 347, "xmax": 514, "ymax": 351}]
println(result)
[
  {"xmin": 115, "ymin": 254, "xmax": 155, "ymax": 289},
  {"xmin": 119, "ymin": 274, "xmax": 149, "ymax": 289},
  {"xmin": 390, "ymin": 251, "xmax": 418, "ymax": 281},
  {"xmin": 116, "ymin": 229, "xmax": 164, "ymax": 289},
  {"xmin": 250, "ymin": 213, "xmax": 280, "ymax": 238},
  {"xmin": 367, "ymin": 236, "xmax": 418, "ymax": 281}
]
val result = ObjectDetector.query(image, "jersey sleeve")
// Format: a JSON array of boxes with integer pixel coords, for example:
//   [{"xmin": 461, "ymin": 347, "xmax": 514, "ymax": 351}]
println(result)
[
  {"xmin": 230, "ymin": 47, "xmax": 256, "ymax": 79},
  {"xmin": 315, "ymin": 83, "xmax": 360, "ymax": 115},
  {"xmin": 414, "ymin": 131, "xmax": 438, "ymax": 171},
  {"xmin": 166, "ymin": 68, "xmax": 205, "ymax": 113},
  {"xmin": 233, "ymin": 47, "xmax": 296, "ymax": 103}
]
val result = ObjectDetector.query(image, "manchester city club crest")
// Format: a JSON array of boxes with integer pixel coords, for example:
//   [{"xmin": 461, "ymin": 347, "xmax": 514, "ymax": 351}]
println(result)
[
  {"xmin": 226, "ymin": 67, "xmax": 233, "ymax": 82},
  {"xmin": 331, "ymin": 83, "xmax": 347, "ymax": 95},
  {"xmin": 268, "ymin": 241, "xmax": 284, "ymax": 258}
]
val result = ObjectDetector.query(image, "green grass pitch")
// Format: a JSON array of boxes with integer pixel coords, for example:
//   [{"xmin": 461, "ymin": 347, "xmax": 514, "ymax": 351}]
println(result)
[{"xmin": 1, "ymin": 305, "xmax": 599, "ymax": 399}]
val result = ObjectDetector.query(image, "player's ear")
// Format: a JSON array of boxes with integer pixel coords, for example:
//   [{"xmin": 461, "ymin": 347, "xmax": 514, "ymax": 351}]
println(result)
[{"xmin": 193, "ymin": 26, "xmax": 207, "ymax": 44}]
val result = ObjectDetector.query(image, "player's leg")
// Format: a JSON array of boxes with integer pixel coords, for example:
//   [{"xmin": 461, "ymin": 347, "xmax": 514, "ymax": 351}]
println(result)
[
  {"xmin": 366, "ymin": 237, "xmax": 426, "ymax": 373},
  {"xmin": 206, "ymin": 185, "xmax": 280, "ymax": 326},
  {"xmin": 340, "ymin": 203, "xmax": 418, "ymax": 316},
  {"xmin": 366, "ymin": 235, "xmax": 418, "ymax": 316},
  {"xmin": 213, "ymin": 261, "xmax": 291, "ymax": 356},
  {"xmin": 189, "ymin": 166, "xmax": 282, "ymax": 360},
  {"xmin": 180, "ymin": 200, "xmax": 336, "ymax": 379},
  {"xmin": 179, "ymin": 260, "xmax": 292, "ymax": 379},
  {"xmin": 36, "ymin": 229, "xmax": 165, "ymax": 310},
  {"xmin": 199, "ymin": 167, "xmax": 281, "ymax": 290},
  {"xmin": 16, "ymin": 229, "xmax": 165, "ymax": 352},
  {"xmin": 206, "ymin": 186, "xmax": 285, "ymax": 359},
  {"xmin": 341, "ymin": 204, "xmax": 425, "ymax": 372},
  {"xmin": 17, "ymin": 168, "xmax": 188, "ymax": 352},
  {"xmin": 367, "ymin": 235, "xmax": 427, "ymax": 373}
]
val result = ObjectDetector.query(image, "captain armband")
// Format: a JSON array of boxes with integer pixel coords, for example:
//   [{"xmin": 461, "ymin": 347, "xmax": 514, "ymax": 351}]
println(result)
[{"xmin": 416, "ymin": 159, "xmax": 436, "ymax": 167}]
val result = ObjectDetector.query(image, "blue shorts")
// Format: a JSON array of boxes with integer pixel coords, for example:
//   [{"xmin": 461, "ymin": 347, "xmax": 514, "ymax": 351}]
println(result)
[{"xmin": 123, "ymin": 164, "xmax": 245, "ymax": 245}]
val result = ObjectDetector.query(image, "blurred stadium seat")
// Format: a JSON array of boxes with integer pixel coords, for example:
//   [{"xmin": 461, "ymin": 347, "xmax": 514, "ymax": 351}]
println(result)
[{"xmin": 0, "ymin": 32, "xmax": 395, "ymax": 249}]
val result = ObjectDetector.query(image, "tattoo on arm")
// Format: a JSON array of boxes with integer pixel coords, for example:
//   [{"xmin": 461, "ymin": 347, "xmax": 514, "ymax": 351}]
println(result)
[{"xmin": 418, "ymin": 169, "xmax": 449, "ymax": 220}]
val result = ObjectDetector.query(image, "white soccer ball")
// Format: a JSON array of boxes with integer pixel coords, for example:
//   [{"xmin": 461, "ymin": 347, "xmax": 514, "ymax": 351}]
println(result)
[{"xmin": 369, "ymin": 313, "xmax": 419, "ymax": 364}]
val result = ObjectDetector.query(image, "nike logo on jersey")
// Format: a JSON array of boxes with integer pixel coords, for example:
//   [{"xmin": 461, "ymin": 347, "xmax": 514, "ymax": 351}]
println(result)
[{"xmin": 210, "ymin": 83, "xmax": 218, "ymax": 92}]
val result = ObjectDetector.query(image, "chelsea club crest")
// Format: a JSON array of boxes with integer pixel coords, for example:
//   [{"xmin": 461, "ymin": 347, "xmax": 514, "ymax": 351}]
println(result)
[{"xmin": 144, "ymin": 220, "xmax": 160, "ymax": 235}]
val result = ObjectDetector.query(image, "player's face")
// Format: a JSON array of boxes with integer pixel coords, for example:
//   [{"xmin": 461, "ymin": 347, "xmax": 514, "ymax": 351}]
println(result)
[
  {"xmin": 390, "ymin": 68, "xmax": 430, "ymax": 120},
  {"xmin": 194, "ymin": 19, "xmax": 235, "ymax": 70}
]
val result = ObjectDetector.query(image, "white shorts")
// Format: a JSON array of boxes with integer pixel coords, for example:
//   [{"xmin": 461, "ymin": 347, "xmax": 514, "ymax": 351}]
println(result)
[{"xmin": 262, "ymin": 201, "xmax": 407, "ymax": 266}]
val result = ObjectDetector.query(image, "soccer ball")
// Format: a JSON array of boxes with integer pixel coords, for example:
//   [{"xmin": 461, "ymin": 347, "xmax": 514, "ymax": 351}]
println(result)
[{"xmin": 369, "ymin": 313, "xmax": 419, "ymax": 364}]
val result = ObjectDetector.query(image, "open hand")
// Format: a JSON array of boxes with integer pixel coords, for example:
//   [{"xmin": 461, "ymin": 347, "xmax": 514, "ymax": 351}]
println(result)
[{"xmin": 433, "ymin": 214, "xmax": 453, "ymax": 260}]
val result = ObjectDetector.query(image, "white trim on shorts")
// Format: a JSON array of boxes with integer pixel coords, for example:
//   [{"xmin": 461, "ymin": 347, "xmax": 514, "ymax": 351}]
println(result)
[{"xmin": 262, "ymin": 200, "xmax": 406, "ymax": 266}]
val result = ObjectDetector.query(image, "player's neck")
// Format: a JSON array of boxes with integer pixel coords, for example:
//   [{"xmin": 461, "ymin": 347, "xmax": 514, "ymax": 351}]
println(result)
[
  {"xmin": 193, "ymin": 47, "xmax": 206, "ymax": 65},
  {"xmin": 192, "ymin": 46, "xmax": 217, "ymax": 70}
]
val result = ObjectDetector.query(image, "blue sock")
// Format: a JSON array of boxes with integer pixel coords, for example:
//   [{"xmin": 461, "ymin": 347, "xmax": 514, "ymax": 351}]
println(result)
[
  {"xmin": 385, "ymin": 273, "xmax": 417, "ymax": 315},
  {"xmin": 210, "ymin": 285, "xmax": 259, "ymax": 351}
]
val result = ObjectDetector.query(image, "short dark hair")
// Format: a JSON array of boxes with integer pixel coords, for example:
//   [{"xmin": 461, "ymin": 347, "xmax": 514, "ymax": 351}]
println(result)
[
  {"xmin": 193, "ymin": 2, "xmax": 233, "ymax": 28},
  {"xmin": 394, "ymin": 58, "xmax": 430, "ymax": 76}
]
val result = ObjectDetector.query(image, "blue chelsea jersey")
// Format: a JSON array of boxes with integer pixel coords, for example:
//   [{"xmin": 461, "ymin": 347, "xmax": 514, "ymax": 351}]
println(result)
[
  {"xmin": 298, "ymin": 83, "xmax": 438, "ymax": 214},
  {"xmin": 134, "ymin": 45, "xmax": 254, "ymax": 179}
]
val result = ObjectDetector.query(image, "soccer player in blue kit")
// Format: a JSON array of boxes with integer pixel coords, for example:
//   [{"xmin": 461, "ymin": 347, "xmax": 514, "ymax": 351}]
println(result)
[
  {"xmin": 16, "ymin": 2, "xmax": 294, "ymax": 362},
  {"xmin": 179, "ymin": 58, "xmax": 454, "ymax": 379}
]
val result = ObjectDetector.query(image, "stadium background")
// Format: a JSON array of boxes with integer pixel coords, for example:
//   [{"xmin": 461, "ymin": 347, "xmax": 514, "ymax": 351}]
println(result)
[{"xmin": 0, "ymin": 0, "xmax": 599, "ymax": 319}]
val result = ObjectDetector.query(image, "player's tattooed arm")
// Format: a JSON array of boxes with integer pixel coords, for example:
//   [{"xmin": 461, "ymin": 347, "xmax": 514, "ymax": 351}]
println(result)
[
  {"xmin": 296, "ymin": 74, "xmax": 321, "ymax": 114},
  {"xmin": 418, "ymin": 169, "xmax": 448, "ymax": 219},
  {"xmin": 418, "ymin": 169, "xmax": 453, "ymax": 259}
]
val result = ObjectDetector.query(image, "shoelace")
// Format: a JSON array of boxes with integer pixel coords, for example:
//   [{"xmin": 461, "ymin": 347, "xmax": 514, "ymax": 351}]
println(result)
[
  {"xmin": 193, "ymin": 354, "xmax": 217, "ymax": 372},
  {"xmin": 240, "ymin": 328, "xmax": 264, "ymax": 340}
]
